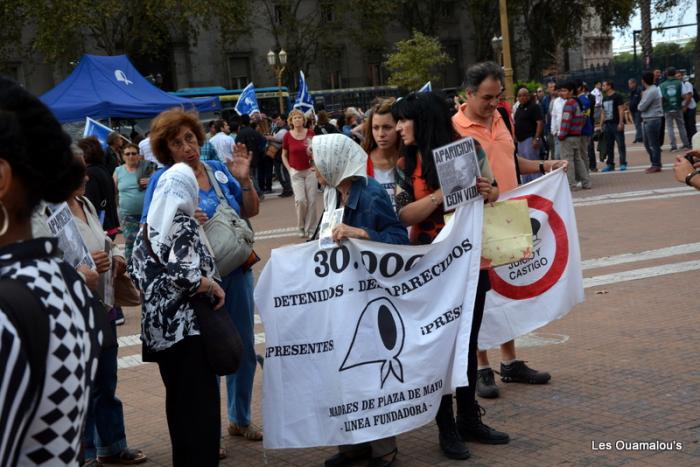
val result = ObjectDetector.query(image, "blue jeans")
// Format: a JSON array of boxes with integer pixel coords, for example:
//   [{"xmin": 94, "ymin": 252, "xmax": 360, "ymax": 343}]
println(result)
[
  {"xmin": 222, "ymin": 268, "xmax": 257, "ymax": 426},
  {"xmin": 643, "ymin": 118, "xmax": 663, "ymax": 168},
  {"xmin": 83, "ymin": 342, "xmax": 128, "ymax": 459},
  {"xmin": 603, "ymin": 121, "xmax": 627, "ymax": 167}
]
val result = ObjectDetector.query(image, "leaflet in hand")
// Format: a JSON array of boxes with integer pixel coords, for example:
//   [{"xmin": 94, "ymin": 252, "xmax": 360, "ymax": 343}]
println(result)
[
  {"xmin": 318, "ymin": 208, "xmax": 345, "ymax": 249},
  {"xmin": 46, "ymin": 202, "xmax": 96, "ymax": 269},
  {"xmin": 433, "ymin": 137, "xmax": 481, "ymax": 210}
]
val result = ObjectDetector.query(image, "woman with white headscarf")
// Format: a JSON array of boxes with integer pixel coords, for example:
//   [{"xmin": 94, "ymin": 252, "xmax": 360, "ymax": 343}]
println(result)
[
  {"xmin": 310, "ymin": 134, "xmax": 407, "ymax": 467},
  {"xmin": 128, "ymin": 162, "xmax": 225, "ymax": 467}
]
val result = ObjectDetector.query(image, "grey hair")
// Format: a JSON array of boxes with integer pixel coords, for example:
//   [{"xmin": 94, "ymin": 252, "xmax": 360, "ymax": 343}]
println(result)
[{"xmin": 464, "ymin": 61, "xmax": 504, "ymax": 92}]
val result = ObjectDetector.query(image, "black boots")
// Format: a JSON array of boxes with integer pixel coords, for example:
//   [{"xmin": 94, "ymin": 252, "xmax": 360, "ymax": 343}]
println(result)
[
  {"xmin": 435, "ymin": 395, "xmax": 471, "ymax": 460},
  {"xmin": 456, "ymin": 400, "xmax": 510, "ymax": 445}
]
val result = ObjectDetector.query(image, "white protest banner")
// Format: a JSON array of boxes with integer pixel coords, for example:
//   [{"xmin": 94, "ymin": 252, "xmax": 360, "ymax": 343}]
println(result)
[
  {"xmin": 255, "ymin": 203, "xmax": 483, "ymax": 449},
  {"xmin": 433, "ymin": 137, "xmax": 481, "ymax": 210},
  {"xmin": 479, "ymin": 169, "xmax": 584, "ymax": 349},
  {"xmin": 46, "ymin": 202, "xmax": 96, "ymax": 269}
]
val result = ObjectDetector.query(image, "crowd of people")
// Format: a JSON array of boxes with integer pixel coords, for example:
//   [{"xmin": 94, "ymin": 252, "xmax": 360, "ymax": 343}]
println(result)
[{"xmin": 0, "ymin": 58, "xmax": 695, "ymax": 467}]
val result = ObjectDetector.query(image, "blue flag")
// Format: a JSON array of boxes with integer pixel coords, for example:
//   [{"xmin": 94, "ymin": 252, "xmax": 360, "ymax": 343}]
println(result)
[
  {"xmin": 235, "ymin": 82, "xmax": 260, "ymax": 116},
  {"xmin": 418, "ymin": 81, "xmax": 432, "ymax": 93},
  {"xmin": 83, "ymin": 117, "xmax": 113, "ymax": 149},
  {"xmin": 294, "ymin": 71, "xmax": 314, "ymax": 113}
]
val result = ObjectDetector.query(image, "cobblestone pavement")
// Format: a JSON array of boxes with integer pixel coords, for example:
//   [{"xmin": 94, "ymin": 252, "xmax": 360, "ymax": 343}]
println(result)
[{"xmin": 114, "ymin": 128, "xmax": 700, "ymax": 466}]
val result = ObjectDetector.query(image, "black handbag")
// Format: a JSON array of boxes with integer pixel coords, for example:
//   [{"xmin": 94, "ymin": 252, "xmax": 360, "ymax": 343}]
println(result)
[
  {"xmin": 189, "ymin": 293, "xmax": 243, "ymax": 376},
  {"xmin": 142, "ymin": 225, "xmax": 242, "ymax": 375}
]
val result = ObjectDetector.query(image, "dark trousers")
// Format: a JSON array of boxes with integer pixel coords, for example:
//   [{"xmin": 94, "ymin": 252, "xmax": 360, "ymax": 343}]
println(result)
[
  {"xmin": 603, "ymin": 121, "xmax": 627, "ymax": 167},
  {"xmin": 257, "ymin": 155, "xmax": 274, "ymax": 192},
  {"xmin": 83, "ymin": 341, "xmax": 127, "ymax": 459},
  {"xmin": 436, "ymin": 271, "xmax": 489, "ymax": 424},
  {"xmin": 684, "ymin": 108, "xmax": 697, "ymax": 145},
  {"xmin": 157, "ymin": 337, "xmax": 220, "ymax": 467},
  {"xmin": 274, "ymin": 155, "xmax": 292, "ymax": 192},
  {"xmin": 643, "ymin": 118, "xmax": 663, "ymax": 167}
]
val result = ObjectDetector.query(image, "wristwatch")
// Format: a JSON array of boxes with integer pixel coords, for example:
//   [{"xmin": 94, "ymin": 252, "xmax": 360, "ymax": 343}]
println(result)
[{"xmin": 685, "ymin": 169, "xmax": 700, "ymax": 187}]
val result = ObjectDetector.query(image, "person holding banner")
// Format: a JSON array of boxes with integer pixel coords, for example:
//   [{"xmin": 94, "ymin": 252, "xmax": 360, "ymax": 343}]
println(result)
[
  {"xmin": 453, "ymin": 62, "xmax": 560, "ymax": 400},
  {"xmin": 282, "ymin": 109, "xmax": 319, "ymax": 239},
  {"xmin": 391, "ymin": 91, "xmax": 506, "ymax": 460},
  {"xmin": 309, "ymin": 133, "xmax": 408, "ymax": 467}
]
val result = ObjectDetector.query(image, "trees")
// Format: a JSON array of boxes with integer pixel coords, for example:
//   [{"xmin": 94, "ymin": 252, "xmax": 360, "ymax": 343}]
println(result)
[
  {"xmin": 1, "ymin": 0, "xmax": 251, "ymax": 76},
  {"xmin": 385, "ymin": 31, "xmax": 452, "ymax": 91}
]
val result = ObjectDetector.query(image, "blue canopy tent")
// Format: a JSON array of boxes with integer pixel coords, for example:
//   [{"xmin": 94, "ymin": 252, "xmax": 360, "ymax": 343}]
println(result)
[{"xmin": 41, "ymin": 54, "xmax": 220, "ymax": 123}]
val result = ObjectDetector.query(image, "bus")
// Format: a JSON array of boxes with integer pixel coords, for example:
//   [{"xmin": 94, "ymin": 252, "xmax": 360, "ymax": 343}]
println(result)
[
  {"xmin": 171, "ymin": 86, "xmax": 293, "ymax": 118},
  {"xmin": 310, "ymin": 86, "xmax": 402, "ymax": 113}
]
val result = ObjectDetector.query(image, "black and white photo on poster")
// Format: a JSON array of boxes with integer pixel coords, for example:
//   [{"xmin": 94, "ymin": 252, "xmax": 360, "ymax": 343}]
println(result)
[
  {"xmin": 46, "ymin": 202, "xmax": 96, "ymax": 269},
  {"xmin": 433, "ymin": 137, "xmax": 481, "ymax": 209}
]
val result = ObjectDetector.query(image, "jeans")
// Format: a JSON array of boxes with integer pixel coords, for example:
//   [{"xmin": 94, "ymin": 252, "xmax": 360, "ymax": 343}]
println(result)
[
  {"xmin": 603, "ymin": 121, "xmax": 627, "ymax": 167},
  {"xmin": 158, "ymin": 337, "xmax": 220, "ymax": 467},
  {"xmin": 83, "ymin": 342, "xmax": 128, "ymax": 459},
  {"xmin": 665, "ymin": 110, "xmax": 690, "ymax": 149},
  {"xmin": 517, "ymin": 137, "xmax": 542, "ymax": 183},
  {"xmin": 643, "ymin": 118, "xmax": 663, "ymax": 168},
  {"xmin": 223, "ymin": 268, "xmax": 257, "ymax": 427},
  {"xmin": 632, "ymin": 111, "xmax": 643, "ymax": 142}
]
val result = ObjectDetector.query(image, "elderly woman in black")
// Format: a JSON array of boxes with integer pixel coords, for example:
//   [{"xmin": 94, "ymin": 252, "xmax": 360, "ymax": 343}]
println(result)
[{"xmin": 0, "ymin": 77, "xmax": 103, "ymax": 466}]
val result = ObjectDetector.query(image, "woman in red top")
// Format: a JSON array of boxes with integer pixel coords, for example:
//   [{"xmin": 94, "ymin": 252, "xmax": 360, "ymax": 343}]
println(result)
[
  {"xmin": 392, "ymin": 92, "xmax": 507, "ymax": 461},
  {"xmin": 282, "ymin": 109, "xmax": 318, "ymax": 238}
]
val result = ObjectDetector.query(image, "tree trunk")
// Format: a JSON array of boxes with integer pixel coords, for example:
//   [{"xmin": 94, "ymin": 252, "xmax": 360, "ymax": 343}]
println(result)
[{"xmin": 639, "ymin": 0, "xmax": 652, "ymax": 68}]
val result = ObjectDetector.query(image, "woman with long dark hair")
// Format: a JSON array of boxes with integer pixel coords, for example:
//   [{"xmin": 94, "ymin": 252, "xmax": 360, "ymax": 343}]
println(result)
[
  {"xmin": 391, "ymin": 92, "xmax": 508, "ymax": 461},
  {"xmin": 363, "ymin": 98, "xmax": 401, "ymax": 212}
]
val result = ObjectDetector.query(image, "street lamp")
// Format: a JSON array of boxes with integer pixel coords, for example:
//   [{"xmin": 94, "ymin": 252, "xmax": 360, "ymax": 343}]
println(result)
[{"xmin": 267, "ymin": 49, "xmax": 287, "ymax": 114}]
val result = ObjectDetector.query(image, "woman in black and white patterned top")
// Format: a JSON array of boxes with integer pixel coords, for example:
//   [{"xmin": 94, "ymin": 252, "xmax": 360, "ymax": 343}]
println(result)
[
  {"xmin": 0, "ymin": 78, "xmax": 103, "ymax": 466},
  {"xmin": 129, "ymin": 162, "xmax": 225, "ymax": 466}
]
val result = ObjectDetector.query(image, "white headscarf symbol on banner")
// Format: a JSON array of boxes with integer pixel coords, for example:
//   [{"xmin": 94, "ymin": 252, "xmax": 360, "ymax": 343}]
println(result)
[
  {"xmin": 146, "ymin": 163, "xmax": 198, "ymax": 260},
  {"xmin": 311, "ymin": 134, "xmax": 368, "ymax": 213}
]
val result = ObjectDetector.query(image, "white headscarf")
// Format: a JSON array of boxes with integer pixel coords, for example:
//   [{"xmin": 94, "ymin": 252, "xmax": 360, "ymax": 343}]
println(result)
[
  {"xmin": 146, "ymin": 163, "xmax": 198, "ymax": 259},
  {"xmin": 311, "ymin": 134, "xmax": 368, "ymax": 213}
]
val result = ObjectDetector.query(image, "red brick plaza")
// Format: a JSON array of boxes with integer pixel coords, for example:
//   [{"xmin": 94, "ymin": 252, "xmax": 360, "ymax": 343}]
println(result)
[{"xmin": 115, "ymin": 131, "xmax": 700, "ymax": 466}]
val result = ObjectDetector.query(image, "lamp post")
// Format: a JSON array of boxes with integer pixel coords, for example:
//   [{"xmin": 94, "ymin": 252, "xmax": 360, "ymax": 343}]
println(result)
[
  {"xmin": 267, "ymin": 49, "xmax": 287, "ymax": 114},
  {"xmin": 498, "ymin": 0, "xmax": 514, "ymax": 102}
]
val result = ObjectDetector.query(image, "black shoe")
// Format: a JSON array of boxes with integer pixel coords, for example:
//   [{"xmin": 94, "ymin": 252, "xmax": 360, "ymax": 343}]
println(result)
[
  {"xmin": 456, "ymin": 402, "xmax": 510, "ymax": 445},
  {"xmin": 438, "ymin": 421, "xmax": 471, "ymax": 459},
  {"xmin": 278, "ymin": 190, "xmax": 293, "ymax": 198},
  {"xmin": 500, "ymin": 360, "xmax": 551, "ymax": 384},
  {"xmin": 325, "ymin": 447, "xmax": 371, "ymax": 467},
  {"xmin": 367, "ymin": 448, "xmax": 397, "ymax": 467},
  {"xmin": 476, "ymin": 368, "xmax": 499, "ymax": 399}
]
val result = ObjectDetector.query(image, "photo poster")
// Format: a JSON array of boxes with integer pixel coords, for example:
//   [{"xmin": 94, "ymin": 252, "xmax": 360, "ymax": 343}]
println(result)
[
  {"xmin": 433, "ymin": 137, "xmax": 481, "ymax": 210},
  {"xmin": 318, "ymin": 208, "xmax": 345, "ymax": 249},
  {"xmin": 46, "ymin": 202, "xmax": 96, "ymax": 269}
]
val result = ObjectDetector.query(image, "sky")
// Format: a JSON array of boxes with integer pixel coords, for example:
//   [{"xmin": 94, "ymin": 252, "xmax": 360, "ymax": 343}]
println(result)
[{"xmin": 612, "ymin": 3, "xmax": 697, "ymax": 54}]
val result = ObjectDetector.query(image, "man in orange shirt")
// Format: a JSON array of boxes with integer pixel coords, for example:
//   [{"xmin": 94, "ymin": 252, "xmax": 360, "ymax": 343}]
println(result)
[{"xmin": 452, "ymin": 62, "xmax": 567, "ymax": 404}]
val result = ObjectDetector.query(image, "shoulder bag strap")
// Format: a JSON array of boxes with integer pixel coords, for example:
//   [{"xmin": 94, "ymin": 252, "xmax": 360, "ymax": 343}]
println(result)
[{"xmin": 202, "ymin": 163, "xmax": 243, "ymax": 221}]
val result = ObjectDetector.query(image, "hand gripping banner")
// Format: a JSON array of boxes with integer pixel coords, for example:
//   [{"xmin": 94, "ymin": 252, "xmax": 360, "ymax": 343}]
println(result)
[{"xmin": 254, "ymin": 203, "xmax": 483, "ymax": 448}]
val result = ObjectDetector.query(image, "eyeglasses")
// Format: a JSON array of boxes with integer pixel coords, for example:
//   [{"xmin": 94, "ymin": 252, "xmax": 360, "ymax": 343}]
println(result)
[
  {"xmin": 123, "ymin": 151, "xmax": 139, "ymax": 156},
  {"xmin": 169, "ymin": 131, "xmax": 198, "ymax": 151}
]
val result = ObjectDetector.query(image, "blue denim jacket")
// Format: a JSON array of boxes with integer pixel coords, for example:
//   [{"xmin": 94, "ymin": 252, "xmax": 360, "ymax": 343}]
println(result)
[{"xmin": 343, "ymin": 178, "xmax": 409, "ymax": 245}]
